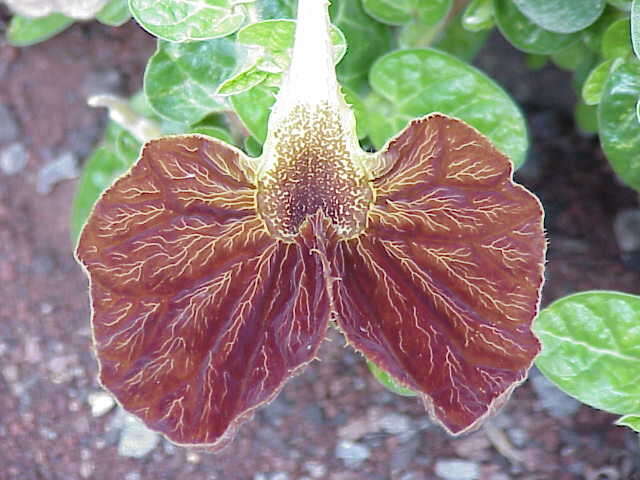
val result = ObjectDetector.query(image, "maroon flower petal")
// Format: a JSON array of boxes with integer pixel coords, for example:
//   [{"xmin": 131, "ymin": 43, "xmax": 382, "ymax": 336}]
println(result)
[
  {"xmin": 77, "ymin": 136, "xmax": 331, "ymax": 448},
  {"xmin": 332, "ymin": 115, "xmax": 545, "ymax": 434}
]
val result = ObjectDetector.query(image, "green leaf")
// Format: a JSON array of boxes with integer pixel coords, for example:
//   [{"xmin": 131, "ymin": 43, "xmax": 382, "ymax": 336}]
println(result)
[
  {"xmin": 144, "ymin": 38, "xmax": 237, "ymax": 124},
  {"xmin": 433, "ymin": 12, "xmax": 491, "ymax": 61},
  {"xmin": 96, "ymin": 0, "xmax": 132, "ymax": 26},
  {"xmin": 631, "ymin": 0, "xmax": 640, "ymax": 58},
  {"xmin": 616, "ymin": 414, "xmax": 640, "ymax": 431},
  {"xmin": 218, "ymin": 66, "xmax": 268, "ymax": 96},
  {"xmin": 256, "ymin": 0, "xmax": 296, "ymax": 19},
  {"xmin": 363, "ymin": 0, "xmax": 450, "ymax": 28},
  {"xmin": 189, "ymin": 125, "xmax": 234, "ymax": 144},
  {"xmin": 244, "ymin": 135, "xmax": 263, "ymax": 156},
  {"xmin": 602, "ymin": 18, "xmax": 633, "ymax": 59},
  {"xmin": 609, "ymin": 0, "xmax": 633, "ymax": 11},
  {"xmin": 230, "ymin": 83, "xmax": 277, "ymax": 143},
  {"xmin": 395, "ymin": 0, "xmax": 453, "ymax": 49},
  {"xmin": 71, "ymin": 124, "xmax": 140, "ymax": 242},
  {"xmin": 582, "ymin": 59, "xmax": 616, "ymax": 105},
  {"xmin": 369, "ymin": 48, "xmax": 528, "ymax": 167},
  {"xmin": 493, "ymin": 0, "xmax": 581, "ymax": 54},
  {"xmin": 581, "ymin": 6, "xmax": 624, "ymax": 53},
  {"xmin": 551, "ymin": 40, "xmax": 596, "ymax": 71},
  {"xmin": 512, "ymin": 0, "xmax": 605, "ymax": 34},
  {"xmin": 362, "ymin": 0, "xmax": 415, "ymax": 25},
  {"xmin": 7, "ymin": 14, "xmax": 74, "ymax": 47},
  {"xmin": 330, "ymin": 0, "xmax": 393, "ymax": 93},
  {"xmin": 342, "ymin": 85, "xmax": 368, "ymax": 140},
  {"xmin": 367, "ymin": 361, "xmax": 417, "ymax": 397},
  {"xmin": 129, "ymin": 0, "xmax": 247, "ymax": 42},
  {"xmin": 236, "ymin": 19, "xmax": 348, "ymax": 67},
  {"xmin": 599, "ymin": 58, "xmax": 640, "ymax": 191},
  {"xmin": 575, "ymin": 99, "xmax": 599, "ymax": 133},
  {"xmin": 526, "ymin": 54, "xmax": 549, "ymax": 70},
  {"xmin": 534, "ymin": 291, "xmax": 640, "ymax": 416},
  {"xmin": 463, "ymin": 0, "xmax": 495, "ymax": 32}
]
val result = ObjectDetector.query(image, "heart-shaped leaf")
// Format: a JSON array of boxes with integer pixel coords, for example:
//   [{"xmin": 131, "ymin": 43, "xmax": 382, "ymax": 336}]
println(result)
[
  {"xmin": 616, "ymin": 414, "xmax": 640, "ymax": 432},
  {"xmin": 368, "ymin": 48, "xmax": 528, "ymax": 167},
  {"xmin": 633, "ymin": 0, "xmax": 640, "ymax": 58},
  {"xmin": 230, "ymin": 84, "xmax": 278, "ymax": 143},
  {"xmin": 534, "ymin": 291, "xmax": 640, "ymax": 416},
  {"xmin": 582, "ymin": 59, "xmax": 616, "ymax": 105},
  {"xmin": 463, "ymin": 0, "xmax": 495, "ymax": 32},
  {"xmin": 129, "ymin": 0, "xmax": 247, "ymax": 42},
  {"xmin": 144, "ymin": 38, "xmax": 238, "ymax": 124},
  {"xmin": 4, "ymin": 0, "xmax": 108, "ymax": 19},
  {"xmin": 598, "ymin": 58, "xmax": 640, "ymax": 191},
  {"xmin": 367, "ymin": 361, "xmax": 417, "ymax": 397},
  {"xmin": 7, "ymin": 13, "xmax": 74, "ymax": 47},
  {"xmin": 330, "ymin": 0, "xmax": 393, "ymax": 93},
  {"xmin": 493, "ymin": 0, "xmax": 581, "ymax": 54},
  {"xmin": 512, "ymin": 0, "xmax": 605, "ymax": 34},
  {"xmin": 602, "ymin": 18, "xmax": 633, "ymax": 59},
  {"xmin": 96, "ymin": 0, "xmax": 131, "ymax": 26}
]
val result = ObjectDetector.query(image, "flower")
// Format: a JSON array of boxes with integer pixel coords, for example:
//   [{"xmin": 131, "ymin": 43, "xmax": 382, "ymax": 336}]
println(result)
[{"xmin": 76, "ymin": 0, "xmax": 545, "ymax": 450}]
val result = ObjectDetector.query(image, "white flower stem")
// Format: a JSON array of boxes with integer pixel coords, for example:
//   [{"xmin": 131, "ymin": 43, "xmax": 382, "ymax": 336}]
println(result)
[{"xmin": 269, "ymin": 0, "xmax": 344, "ymax": 123}]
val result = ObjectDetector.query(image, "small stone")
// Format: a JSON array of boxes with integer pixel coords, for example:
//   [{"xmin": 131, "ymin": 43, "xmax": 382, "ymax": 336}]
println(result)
[
  {"xmin": 399, "ymin": 473, "xmax": 427, "ymax": 480},
  {"xmin": 186, "ymin": 451, "xmax": 201, "ymax": 464},
  {"xmin": 378, "ymin": 413, "xmax": 413, "ymax": 436},
  {"xmin": 117, "ymin": 414, "xmax": 160, "ymax": 458},
  {"xmin": 270, "ymin": 473, "xmax": 289, "ymax": 480},
  {"xmin": 88, "ymin": 391, "xmax": 116, "ymax": 417},
  {"xmin": 36, "ymin": 151, "xmax": 79, "ymax": 194},
  {"xmin": 304, "ymin": 461, "xmax": 327, "ymax": 479},
  {"xmin": 0, "ymin": 104, "xmax": 20, "ymax": 143},
  {"xmin": 529, "ymin": 370, "xmax": 580, "ymax": 418},
  {"xmin": 0, "ymin": 142, "xmax": 28, "ymax": 175},
  {"xmin": 507, "ymin": 427, "xmax": 528, "ymax": 448},
  {"xmin": 335, "ymin": 440, "xmax": 370, "ymax": 468},
  {"xmin": 614, "ymin": 209, "xmax": 640, "ymax": 252},
  {"xmin": 124, "ymin": 473, "xmax": 142, "ymax": 480},
  {"xmin": 253, "ymin": 474, "xmax": 268, "ymax": 480},
  {"xmin": 434, "ymin": 459, "xmax": 480, "ymax": 480}
]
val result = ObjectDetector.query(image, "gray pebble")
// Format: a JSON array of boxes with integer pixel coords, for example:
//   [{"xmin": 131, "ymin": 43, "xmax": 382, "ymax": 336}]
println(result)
[
  {"xmin": 117, "ymin": 413, "xmax": 160, "ymax": 458},
  {"xmin": 0, "ymin": 104, "xmax": 20, "ymax": 143},
  {"xmin": 529, "ymin": 369, "xmax": 580, "ymax": 418},
  {"xmin": 36, "ymin": 151, "xmax": 79, "ymax": 194},
  {"xmin": 0, "ymin": 142, "xmax": 28, "ymax": 175},
  {"xmin": 614, "ymin": 209, "xmax": 640, "ymax": 252},
  {"xmin": 270, "ymin": 473, "xmax": 289, "ymax": 480},
  {"xmin": 87, "ymin": 391, "xmax": 116, "ymax": 417},
  {"xmin": 335, "ymin": 440, "xmax": 370, "ymax": 468},
  {"xmin": 303, "ymin": 461, "xmax": 327, "ymax": 479},
  {"xmin": 378, "ymin": 413, "xmax": 413, "ymax": 436},
  {"xmin": 434, "ymin": 459, "xmax": 480, "ymax": 480}
]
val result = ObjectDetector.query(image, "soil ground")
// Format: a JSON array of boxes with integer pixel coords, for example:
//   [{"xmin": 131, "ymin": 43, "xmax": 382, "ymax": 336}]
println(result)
[{"xmin": 1, "ymin": 12, "xmax": 639, "ymax": 480}]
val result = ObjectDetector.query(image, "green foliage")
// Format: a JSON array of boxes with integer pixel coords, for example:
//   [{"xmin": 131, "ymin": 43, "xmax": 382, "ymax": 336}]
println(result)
[
  {"xmin": 368, "ymin": 49, "xmax": 528, "ymax": 167},
  {"xmin": 230, "ymin": 84, "xmax": 277, "ymax": 143},
  {"xmin": 330, "ymin": 0, "xmax": 393, "ymax": 93},
  {"xmin": 493, "ymin": 0, "xmax": 580, "ymax": 54},
  {"xmin": 602, "ymin": 18, "xmax": 633, "ymax": 59},
  {"xmin": 367, "ymin": 361, "xmax": 417, "ymax": 397},
  {"xmin": 534, "ymin": 291, "xmax": 640, "ymax": 428},
  {"xmin": 599, "ymin": 58, "xmax": 640, "ymax": 191},
  {"xmin": 582, "ymin": 59, "xmax": 616, "ymax": 105},
  {"xmin": 616, "ymin": 414, "xmax": 640, "ymax": 432},
  {"xmin": 96, "ymin": 0, "xmax": 132, "ymax": 26},
  {"xmin": 144, "ymin": 38, "xmax": 237, "ymax": 124},
  {"xmin": 631, "ymin": 0, "xmax": 640, "ymax": 57},
  {"xmin": 7, "ymin": 14, "xmax": 74, "ymax": 47},
  {"xmin": 129, "ymin": 0, "xmax": 247, "ymax": 42},
  {"xmin": 71, "ymin": 123, "xmax": 139, "ymax": 241},
  {"xmin": 512, "ymin": 0, "xmax": 605, "ymax": 34},
  {"xmin": 462, "ymin": 0, "xmax": 495, "ymax": 32}
]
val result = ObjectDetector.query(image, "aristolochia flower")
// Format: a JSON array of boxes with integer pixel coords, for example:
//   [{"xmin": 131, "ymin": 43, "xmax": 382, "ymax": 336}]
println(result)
[{"xmin": 76, "ymin": 0, "xmax": 545, "ymax": 449}]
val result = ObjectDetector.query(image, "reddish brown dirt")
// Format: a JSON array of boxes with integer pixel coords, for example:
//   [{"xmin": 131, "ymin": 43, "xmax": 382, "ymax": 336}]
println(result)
[{"xmin": 1, "ymin": 16, "xmax": 639, "ymax": 480}]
